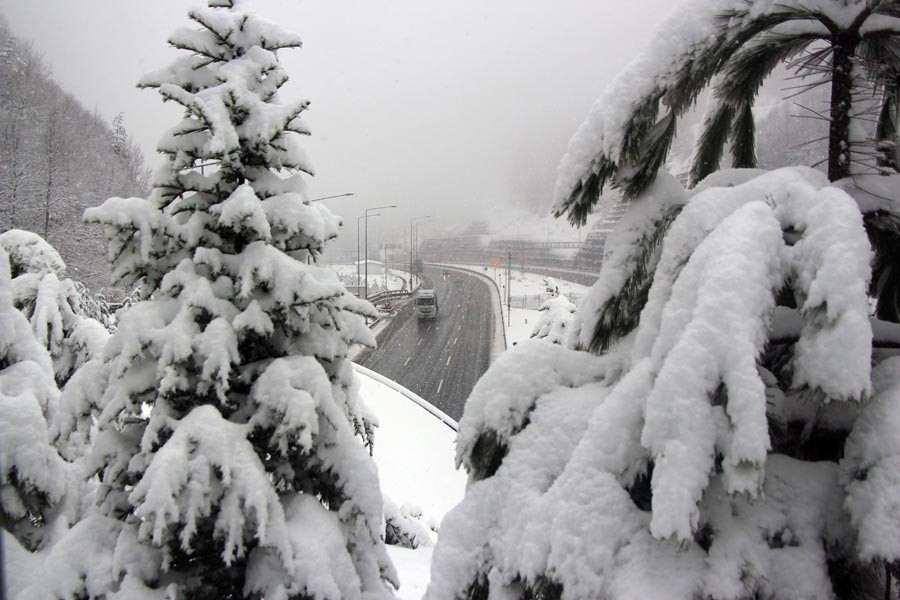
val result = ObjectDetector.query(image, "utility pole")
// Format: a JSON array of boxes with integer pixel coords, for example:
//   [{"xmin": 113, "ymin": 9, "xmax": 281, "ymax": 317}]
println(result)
[
  {"xmin": 414, "ymin": 219, "xmax": 432, "ymax": 282},
  {"xmin": 357, "ymin": 214, "xmax": 379, "ymax": 295},
  {"xmin": 507, "ymin": 251, "xmax": 512, "ymax": 328},
  {"xmin": 520, "ymin": 240, "xmax": 525, "ymax": 276},
  {"xmin": 410, "ymin": 215, "xmax": 430, "ymax": 288}
]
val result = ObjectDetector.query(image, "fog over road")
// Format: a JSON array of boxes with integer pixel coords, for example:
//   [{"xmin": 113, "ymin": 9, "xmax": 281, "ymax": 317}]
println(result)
[{"xmin": 356, "ymin": 266, "xmax": 494, "ymax": 421}]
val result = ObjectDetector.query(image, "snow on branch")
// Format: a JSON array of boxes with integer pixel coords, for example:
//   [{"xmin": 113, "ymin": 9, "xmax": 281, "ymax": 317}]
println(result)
[
  {"xmin": 430, "ymin": 167, "xmax": 881, "ymax": 599},
  {"xmin": 130, "ymin": 404, "xmax": 292, "ymax": 568}
]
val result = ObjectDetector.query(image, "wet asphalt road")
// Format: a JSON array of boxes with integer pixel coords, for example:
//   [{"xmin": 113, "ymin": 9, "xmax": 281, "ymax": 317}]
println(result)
[{"xmin": 356, "ymin": 266, "xmax": 494, "ymax": 421}]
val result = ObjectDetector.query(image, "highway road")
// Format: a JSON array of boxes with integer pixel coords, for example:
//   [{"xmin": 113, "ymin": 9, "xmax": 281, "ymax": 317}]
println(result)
[{"xmin": 356, "ymin": 266, "xmax": 494, "ymax": 421}]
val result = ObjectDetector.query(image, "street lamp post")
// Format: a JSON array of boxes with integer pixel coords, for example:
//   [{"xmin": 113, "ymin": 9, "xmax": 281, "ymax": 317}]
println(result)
[
  {"xmin": 310, "ymin": 192, "xmax": 354, "ymax": 202},
  {"xmin": 409, "ymin": 216, "xmax": 430, "ymax": 288},
  {"xmin": 357, "ymin": 214, "xmax": 380, "ymax": 294},
  {"xmin": 365, "ymin": 205, "xmax": 397, "ymax": 298}
]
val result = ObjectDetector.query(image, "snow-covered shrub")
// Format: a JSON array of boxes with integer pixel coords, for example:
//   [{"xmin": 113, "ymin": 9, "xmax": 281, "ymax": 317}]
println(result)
[
  {"xmin": 39, "ymin": 2, "xmax": 395, "ymax": 598},
  {"xmin": 530, "ymin": 296, "xmax": 576, "ymax": 346},
  {"xmin": 384, "ymin": 498, "xmax": 434, "ymax": 550},
  {"xmin": 0, "ymin": 229, "xmax": 66, "ymax": 278},
  {"xmin": 0, "ymin": 247, "xmax": 68, "ymax": 552},
  {"xmin": 428, "ymin": 167, "xmax": 900, "ymax": 599},
  {"xmin": 1, "ymin": 229, "xmax": 109, "ymax": 387}
]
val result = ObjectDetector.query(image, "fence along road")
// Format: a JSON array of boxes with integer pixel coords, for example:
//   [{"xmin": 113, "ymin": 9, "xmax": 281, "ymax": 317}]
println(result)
[{"xmin": 355, "ymin": 266, "xmax": 494, "ymax": 421}]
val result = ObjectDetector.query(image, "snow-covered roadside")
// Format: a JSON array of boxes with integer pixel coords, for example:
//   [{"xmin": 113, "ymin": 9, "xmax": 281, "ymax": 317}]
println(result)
[
  {"xmin": 506, "ymin": 307, "xmax": 539, "ymax": 345},
  {"xmin": 440, "ymin": 263, "xmax": 591, "ymax": 346},
  {"xmin": 354, "ymin": 364, "xmax": 467, "ymax": 599},
  {"xmin": 328, "ymin": 262, "xmax": 409, "ymax": 294}
]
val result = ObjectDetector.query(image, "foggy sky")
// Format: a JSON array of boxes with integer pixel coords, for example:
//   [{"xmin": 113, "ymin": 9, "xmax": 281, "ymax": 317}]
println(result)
[{"xmin": 0, "ymin": 0, "xmax": 675, "ymax": 248}]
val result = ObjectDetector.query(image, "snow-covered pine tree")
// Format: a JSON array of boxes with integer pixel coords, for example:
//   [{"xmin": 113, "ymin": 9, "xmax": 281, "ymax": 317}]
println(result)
[
  {"xmin": 111, "ymin": 112, "xmax": 127, "ymax": 157},
  {"xmin": 0, "ymin": 229, "xmax": 109, "ymax": 389},
  {"xmin": 0, "ymin": 246, "xmax": 67, "ymax": 552},
  {"xmin": 38, "ymin": 2, "xmax": 396, "ymax": 598}
]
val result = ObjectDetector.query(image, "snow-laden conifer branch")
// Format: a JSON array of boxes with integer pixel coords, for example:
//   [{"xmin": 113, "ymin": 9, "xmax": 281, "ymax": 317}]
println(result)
[{"xmin": 0, "ymin": 247, "xmax": 69, "ymax": 551}]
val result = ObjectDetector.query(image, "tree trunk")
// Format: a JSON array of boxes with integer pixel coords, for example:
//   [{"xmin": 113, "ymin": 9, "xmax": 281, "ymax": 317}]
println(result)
[{"xmin": 828, "ymin": 34, "xmax": 857, "ymax": 182}]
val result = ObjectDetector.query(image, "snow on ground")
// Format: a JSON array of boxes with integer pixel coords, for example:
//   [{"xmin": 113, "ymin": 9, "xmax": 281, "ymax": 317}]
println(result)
[
  {"xmin": 355, "ymin": 364, "xmax": 467, "ymax": 599},
  {"xmin": 506, "ymin": 307, "xmax": 537, "ymax": 346},
  {"xmin": 478, "ymin": 266, "xmax": 589, "ymax": 345},
  {"xmin": 387, "ymin": 545, "xmax": 436, "ymax": 600},
  {"xmin": 329, "ymin": 262, "xmax": 410, "ymax": 295}
]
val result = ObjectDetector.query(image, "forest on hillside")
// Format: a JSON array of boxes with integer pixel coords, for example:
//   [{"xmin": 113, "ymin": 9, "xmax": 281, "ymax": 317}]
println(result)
[{"xmin": 0, "ymin": 15, "xmax": 150, "ymax": 294}]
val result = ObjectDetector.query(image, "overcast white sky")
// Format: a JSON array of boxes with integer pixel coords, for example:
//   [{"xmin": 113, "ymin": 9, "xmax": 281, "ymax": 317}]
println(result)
[{"xmin": 0, "ymin": 0, "xmax": 676, "ymax": 246}]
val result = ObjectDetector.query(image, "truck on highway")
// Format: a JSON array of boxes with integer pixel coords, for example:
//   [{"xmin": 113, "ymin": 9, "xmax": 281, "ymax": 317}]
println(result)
[{"xmin": 415, "ymin": 288, "xmax": 438, "ymax": 320}]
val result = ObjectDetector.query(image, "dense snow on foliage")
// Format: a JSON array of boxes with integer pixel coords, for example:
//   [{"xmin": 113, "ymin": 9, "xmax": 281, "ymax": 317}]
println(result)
[
  {"xmin": 529, "ymin": 295, "xmax": 576, "ymax": 346},
  {"xmin": 1, "ymin": 229, "xmax": 109, "ymax": 388},
  {"xmin": 0, "ymin": 247, "xmax": 68, "ymax": 552},
  {"xmin": 428, "ymin": 167, "xmax": 900, "ymax": 599},
  {"xmin": 16, "ymin": 1, "xmax": 398, "ymax": 598},
  {"xmin": 0, "ymin": 229, "xmax": 66, "ymax": 277}
]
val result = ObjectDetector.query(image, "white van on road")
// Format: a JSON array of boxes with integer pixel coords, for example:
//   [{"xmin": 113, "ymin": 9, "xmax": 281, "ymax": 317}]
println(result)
[{"xmin": 415, "ymin": 289, "xmax": 438, "ymax": 319}]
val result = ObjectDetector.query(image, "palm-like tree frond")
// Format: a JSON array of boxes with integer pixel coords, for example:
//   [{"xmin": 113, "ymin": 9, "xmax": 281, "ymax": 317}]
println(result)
[
  {"xmin": 731, "ymin": 99, "xmax": 757, "ymax": 168},
  {"xmin": 866, "ymin": 209, "xmax": 900, "ymax": 322},
  {"xmin": 553, "ymin": 155, "xmax": 617, "ymax": 227},
  {"xmin": 583, "ymin": 205, "xmax": 681, "ymax": 354},
  {"xmin": 555, "ymin": 0, "xmax": 899, "ymax": 226},
  {"xmin": 621, "ymin": 110, "xmax": 679, "ymax": 198},
  {"xmin": 876, "ymin": 82, "xmax": 899, "ymax": 170},
  {"xmin": 690, "ymin": 100, "xmax": 735, "ymax": 186}
]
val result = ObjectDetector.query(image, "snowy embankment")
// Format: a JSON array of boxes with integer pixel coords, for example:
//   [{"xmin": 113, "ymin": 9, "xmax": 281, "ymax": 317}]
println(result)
[
  {"xmin": 329, "ymin": 262, "xmax": 409, "ymax": 295},
  {"xmin": 354, "ymin": 364, "xmax": 467, "ymax": 599},
  {"xmin": 441, "ymin": 263, "xmax": 590, "ymax": 345}
]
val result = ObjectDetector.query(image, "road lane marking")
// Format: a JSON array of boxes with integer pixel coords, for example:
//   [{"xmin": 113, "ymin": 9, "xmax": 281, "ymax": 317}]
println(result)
[
  {"xmin": 437, "ymin": 379, "xmax": 444, "ymax": 394},
  {"xmin": 417, "ymin": 338, "xmax": 424, "ymax": 347},
  {"xmin": 446, "ymin": 355, "xmax": 451, "ymax": 366},
  {"xmin": 404, "ymin": 356, "xmax": 411, "ymax": 367},
  {"xmin": 453, "ymin": 336, "xmax": 458, "ymax": 345}
]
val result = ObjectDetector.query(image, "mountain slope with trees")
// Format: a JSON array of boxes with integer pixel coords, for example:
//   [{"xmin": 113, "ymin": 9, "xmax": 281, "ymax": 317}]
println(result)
[{"xmin": 0, "ymin": 15, "xmax": 150, "ymax": 293}]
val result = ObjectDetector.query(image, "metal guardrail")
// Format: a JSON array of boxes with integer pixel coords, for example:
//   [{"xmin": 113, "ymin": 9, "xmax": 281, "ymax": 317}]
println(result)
[
  {"xmin": 353, "ymin": 363, "xmax": 458, "ymax": 432},
  {"xmin": 367, "ymin": 289, "xmax": 411, "ymax": 304}
]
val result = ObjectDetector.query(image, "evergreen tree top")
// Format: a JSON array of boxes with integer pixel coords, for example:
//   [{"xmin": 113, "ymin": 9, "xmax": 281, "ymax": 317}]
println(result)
[{"xmin": 138, "ymin": 0, "xmax": 312, "ymax": 182}]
